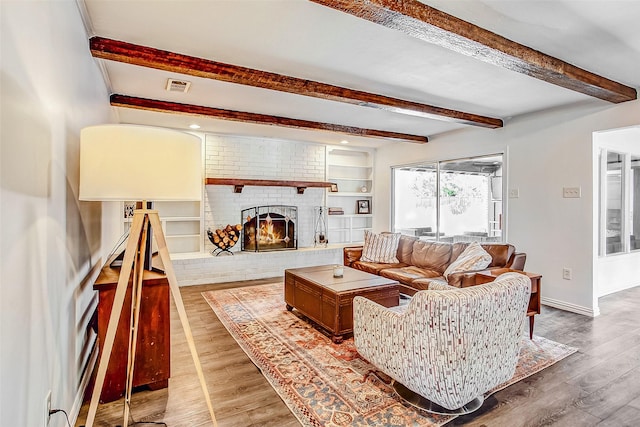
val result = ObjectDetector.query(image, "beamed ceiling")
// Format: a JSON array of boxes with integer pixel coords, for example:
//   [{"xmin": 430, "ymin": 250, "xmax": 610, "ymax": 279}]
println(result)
[{"xmin": 80, "ymin": 0, "xmax": 640, "ymax": 147}]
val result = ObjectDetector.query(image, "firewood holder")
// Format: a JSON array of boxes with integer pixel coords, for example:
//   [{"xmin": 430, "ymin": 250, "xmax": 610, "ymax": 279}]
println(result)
[
  {"xmin": 210, "ymin": 247, "xmax": 233, "ymax": 256},
  {"xmin": 207, "ymin": 226, "xmax": 241, "ymax": 256}
]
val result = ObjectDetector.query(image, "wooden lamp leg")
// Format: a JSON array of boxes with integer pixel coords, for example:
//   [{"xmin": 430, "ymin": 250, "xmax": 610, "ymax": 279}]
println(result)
[
  {"xmin": 85, "ymin": 211, "xmax": 145, "ymax": 426},
  {"xmin": 84, "ymin": 210, "xmax": 218, "ymax": 427},
  {"xmin": 122, "ymin": 217, "xmax": 150, "ymax": 427}
]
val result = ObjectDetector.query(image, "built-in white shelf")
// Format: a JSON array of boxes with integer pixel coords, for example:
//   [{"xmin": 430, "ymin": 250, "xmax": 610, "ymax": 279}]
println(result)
[
  {"xmin": 326, "ymin": 146, "xmax": 374, "ymax": 244},
  {"xmin": 122, "ymin": 201, "xmax": 203, "ymax": 254}
]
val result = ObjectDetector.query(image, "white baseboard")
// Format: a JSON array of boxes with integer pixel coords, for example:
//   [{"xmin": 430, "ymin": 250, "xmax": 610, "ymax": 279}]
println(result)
[
  {"xmin": 70, "ymin": 338, "xmax": 98, "ymax": 426},
  {"xmin": 541, "ymin": 296, "xmax": 600, "ymax": 317}
]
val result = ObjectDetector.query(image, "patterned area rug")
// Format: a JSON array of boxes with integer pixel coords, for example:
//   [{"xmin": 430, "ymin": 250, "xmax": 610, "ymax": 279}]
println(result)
[{"xmin": 202, "ymin": 283, "xmax": 577, "ymax": 427}]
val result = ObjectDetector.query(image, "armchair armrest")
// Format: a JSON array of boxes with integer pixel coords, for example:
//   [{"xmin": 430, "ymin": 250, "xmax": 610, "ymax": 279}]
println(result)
[
  {"xmin": 354, "ymin": 296, "xmax": 404, "ymax": 323},
  {"xmin": 353, "ymin": 296, "xmax": 406, "ymax": 372},
  {"xmin": 343, "ymin": 246, "xmax": 363, "ymax": 266}
]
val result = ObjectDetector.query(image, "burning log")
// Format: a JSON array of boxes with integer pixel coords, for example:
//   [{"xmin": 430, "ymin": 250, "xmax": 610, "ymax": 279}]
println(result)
[{"xmin": 207, "ymin": 224, "xmax": 242, "ymax": 255}]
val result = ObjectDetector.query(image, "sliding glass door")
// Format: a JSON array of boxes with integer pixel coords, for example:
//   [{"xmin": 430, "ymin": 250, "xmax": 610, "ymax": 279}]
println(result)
[
  {"xmin": 392, "ymin": 154, "xmax": 504, "ymax": 243},
  {"xmin": 393, "ymin": 164, "xmax": 438, "ymax": 238}
]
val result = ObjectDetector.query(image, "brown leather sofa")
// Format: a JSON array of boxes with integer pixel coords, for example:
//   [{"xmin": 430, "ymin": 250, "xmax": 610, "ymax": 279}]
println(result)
[{"xmin": 343, "ymin": 235, "xmax": 526, "ymax": 295}]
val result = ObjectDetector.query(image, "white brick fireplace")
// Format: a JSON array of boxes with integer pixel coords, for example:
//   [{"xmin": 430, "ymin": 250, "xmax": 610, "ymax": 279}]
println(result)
[
  {"xmin": 204, "ymin": 133, "xmax": 327, "ymax": 249},
  {"xmin": 172, "ymin": 133, "xmax": 343, "ymax": 286}
]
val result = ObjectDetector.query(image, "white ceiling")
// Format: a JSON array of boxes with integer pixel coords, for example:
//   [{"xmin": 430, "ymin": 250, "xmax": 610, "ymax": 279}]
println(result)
[{"xmin": 80, "ymin": 0, "xmax": 640, "ymax": 148}]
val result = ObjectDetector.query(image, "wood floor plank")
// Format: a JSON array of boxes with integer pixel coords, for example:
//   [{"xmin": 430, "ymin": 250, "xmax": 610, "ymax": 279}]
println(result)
[
  {"xmin": 576, "ymin": 366, "xmax": 640, "ymax": 420},
  {"xmin": 522, "ymin": 352, "xmax": 601, "ymax": 392},
  {"xmin": 76, "ymin": 279, "xmax": 640, "ymax": 427},
  {"xmin": 453, "ymin": 379, "xmax": 588, "ymax": 426},
  {"xmin": 566, "ymin": 347, "xmax": 640, "ymax": 394},
  {"xmin": 628, "ymin": 394, "xmax": 640, "ymax": 409},
  {"xmin": 595, "ymin": 405, "xmax": 640, "ymax": 427},
  {"xmin": 582, "ymin": 326, "xmax": 640, "ymax": 359},
  {"xmin": 531, "ymin": 406, "xmax": 602, "ymax": 427}
]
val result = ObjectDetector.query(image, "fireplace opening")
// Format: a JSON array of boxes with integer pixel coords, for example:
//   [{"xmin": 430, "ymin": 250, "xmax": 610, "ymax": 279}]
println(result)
[{"xmin": 241, "ymin": 205, "xmax": 297, "ymax": 252}]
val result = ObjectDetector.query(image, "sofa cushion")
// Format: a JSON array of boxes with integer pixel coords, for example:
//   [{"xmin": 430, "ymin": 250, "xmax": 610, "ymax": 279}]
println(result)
[
  {"xmin": 444, "ymin": 241, "xmax": 492, "ymax": 279},
  {"xmin": 410, "ymin": 240, "xmax": 452, "ymax": 273},
  {"xmin": 451, "ymin": 242, "xmax": 515, "ymax": 268},
  {"xmin": 379, "ymin": 265, "xmax": 443, "ymax": 285},
  {"xmin": 396, "ymin": 235, "xmax": 418, "ymax": 265},
  {"xmin": 361, "ymin": 231, "xmax": 401, "ymax": 263},
  {"xmin": 352, "ymin": 260, "xmax": 407, "ymax": 275}
]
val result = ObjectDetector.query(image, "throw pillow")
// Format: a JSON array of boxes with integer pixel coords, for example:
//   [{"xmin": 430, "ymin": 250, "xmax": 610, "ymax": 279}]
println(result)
[
  {"xmin": 360, "ymin": 231, "xmax": 400, "ymax": 263},
  {"xmin": 443, "ymin": 241, "xmax": 492, "ymax": 279}
]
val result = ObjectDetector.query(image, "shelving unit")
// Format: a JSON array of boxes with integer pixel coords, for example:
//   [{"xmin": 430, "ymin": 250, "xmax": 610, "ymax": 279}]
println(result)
[
  {"xmin": 123, "ymin": 201, "xmax": 203, "ymax": 254},
  {"xmin": 326, "ymin": 147, "xmax": 374, "ymax": 244}
]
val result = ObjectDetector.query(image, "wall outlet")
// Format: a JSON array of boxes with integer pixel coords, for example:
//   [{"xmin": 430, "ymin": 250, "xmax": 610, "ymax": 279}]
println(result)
[
  {"xmin": 44, "ymin": 390, "xmax": 51, "ymax": 426},
  {"xmin": 509, "ymin": 188, "xmax": 520, "ymax": 198},
  {"xmin": 563, "ymin": 187, "xmax": 581, "ymax": 198},
  {"xmin": 562, "ymin": 267, "xmax": 572, "ymax": 280}
]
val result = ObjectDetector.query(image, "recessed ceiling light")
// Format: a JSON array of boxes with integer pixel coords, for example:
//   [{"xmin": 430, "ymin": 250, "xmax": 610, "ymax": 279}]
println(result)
[
  {"xmin": 189, "ymin": 124, "xmax": 200, "ymax": 129},
  {"xmin": 340, "ymin": 140, "xmax": 349, "ymax": 144}
]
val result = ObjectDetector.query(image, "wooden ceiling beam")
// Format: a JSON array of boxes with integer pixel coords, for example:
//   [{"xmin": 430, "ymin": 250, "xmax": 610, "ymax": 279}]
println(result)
[
  {"xmin": 311, "ymin": 0, "xmax": 637, "ymax": 103},
  {"xmin": 91, "ymin": 36, "xmax": 502, "ymax": 129},
  {"xmin": 110, "ymin": 94, "xmax": 428, "ymax": 144}
]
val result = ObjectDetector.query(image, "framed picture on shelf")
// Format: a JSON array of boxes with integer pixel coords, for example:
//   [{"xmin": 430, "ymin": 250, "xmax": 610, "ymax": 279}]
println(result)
[
  {"xmin": 124, "ymin": 202, "xmax": 135, "ymax": 218},
  {"xmin": 357, "ymin": 200, "xmax": 371, "ymax": 214},
  {"xmin": 330, "ymin": 183, "xmax": 339, "ymax": 192}
]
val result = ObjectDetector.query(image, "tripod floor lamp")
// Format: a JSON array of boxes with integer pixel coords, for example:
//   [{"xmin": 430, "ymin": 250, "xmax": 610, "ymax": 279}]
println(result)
[{"xmin": 79, "ymin": 124, "xmax": 217, "ymax": 426}]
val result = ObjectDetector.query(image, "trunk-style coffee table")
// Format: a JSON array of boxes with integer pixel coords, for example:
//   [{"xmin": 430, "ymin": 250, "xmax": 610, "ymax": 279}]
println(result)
[{"xmin": 284, "ymin": 265, "xmax": 399, "ymax": 343}]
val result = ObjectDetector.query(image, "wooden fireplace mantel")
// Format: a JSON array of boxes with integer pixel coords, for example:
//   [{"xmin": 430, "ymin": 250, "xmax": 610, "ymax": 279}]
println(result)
[{"xmin": 205, "ymin": 178, "xmax": 333, "ymax": 194}]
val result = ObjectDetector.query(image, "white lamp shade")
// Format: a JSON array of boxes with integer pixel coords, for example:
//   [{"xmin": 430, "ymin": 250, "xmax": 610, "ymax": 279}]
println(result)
[{"xmin": 79, "ymin": 124, "xmax": 202, "ymax": 201}]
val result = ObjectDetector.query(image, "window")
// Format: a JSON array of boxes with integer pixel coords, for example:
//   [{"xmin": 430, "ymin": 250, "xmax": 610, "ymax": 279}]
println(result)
[
  {"xmin": 599, "ymin": 150, "xmax": 640, "ymax": 255},
  {"xmin": 392, "ymin": 154, "xmax": 503, "ymax": 243},
  {"xmin": 393, "ymin": 164, "xmax": 438, "ymax": 238},
  {"xmin": 604, "ymin": 152, "xmax": 624, "ymax": 254},
  {"xmin": 632, "ymin": 155, "xmax": 640, "ymax": 250}
]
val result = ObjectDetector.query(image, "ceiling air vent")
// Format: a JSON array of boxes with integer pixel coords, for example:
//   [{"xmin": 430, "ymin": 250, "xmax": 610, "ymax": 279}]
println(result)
[{"xmin": 165, "ymin": 78, "xmax": 191, "ymax": 93}]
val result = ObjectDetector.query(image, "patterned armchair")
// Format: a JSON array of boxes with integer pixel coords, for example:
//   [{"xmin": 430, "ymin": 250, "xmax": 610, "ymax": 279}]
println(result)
[{"xmin": 353, "ymin": 272, "xmax": 531, "ymax": 414}]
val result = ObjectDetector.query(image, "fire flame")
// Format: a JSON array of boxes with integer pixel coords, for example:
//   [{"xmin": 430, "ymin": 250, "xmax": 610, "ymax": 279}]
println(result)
[{"xmin": 259, "ymin": 216, "xmax": 282, "ymax": 244}]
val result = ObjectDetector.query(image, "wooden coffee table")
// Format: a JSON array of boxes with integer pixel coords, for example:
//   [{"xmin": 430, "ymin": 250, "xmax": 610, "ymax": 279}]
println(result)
[{"xmin": 284, "ymin": 265, "xmax": 399, "ymax": 343}]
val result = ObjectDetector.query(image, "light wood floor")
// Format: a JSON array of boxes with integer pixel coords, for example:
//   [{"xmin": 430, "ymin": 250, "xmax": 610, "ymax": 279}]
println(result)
[{"xmin": 76, "ymin": 279, "xmax": 640, "ymax": 427}]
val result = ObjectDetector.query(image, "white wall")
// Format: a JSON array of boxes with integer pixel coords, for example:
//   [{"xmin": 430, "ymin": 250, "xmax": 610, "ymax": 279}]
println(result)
[
  {"xmin": 593, "ymin": 126, "xmax": 640, "ymax": 297},
  {"xmin": 1, "ymin": 1, "xmax": 112, "ymax": 426},
  {"xmin": 375, "ymin": 99, "xmax": 640, "ymax": 317}
]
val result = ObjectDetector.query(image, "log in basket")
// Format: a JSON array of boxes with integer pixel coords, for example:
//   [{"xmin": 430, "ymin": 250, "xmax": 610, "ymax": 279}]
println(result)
[{"xmin": 207, "ymin": 224, "xmax": 242, "ymax": 256}]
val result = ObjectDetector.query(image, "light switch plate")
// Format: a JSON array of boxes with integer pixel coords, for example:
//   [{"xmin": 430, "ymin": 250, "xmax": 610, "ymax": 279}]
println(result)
[{"xmin": 509, "ymin": 188, "xmax": 519, "ymax": 198}]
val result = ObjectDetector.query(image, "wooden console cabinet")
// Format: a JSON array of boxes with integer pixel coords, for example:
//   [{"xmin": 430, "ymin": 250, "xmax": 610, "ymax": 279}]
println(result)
[
  {"xmin": 475, "ymin": 268, "xmax": 541, "ymax": 339},
  {"xmin": 93, "ymin": 262, "xmax": 170, "ymax": 402}
]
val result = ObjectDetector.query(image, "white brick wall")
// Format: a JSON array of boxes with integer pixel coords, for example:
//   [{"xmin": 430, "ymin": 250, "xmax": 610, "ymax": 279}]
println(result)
[
  {"xmin": 204, "ymin": 134, "xmax": 327, "ymax": 251},
  {"xmin": 172, "ymin": 246, "xmax": 342, "ymax": 286}
]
